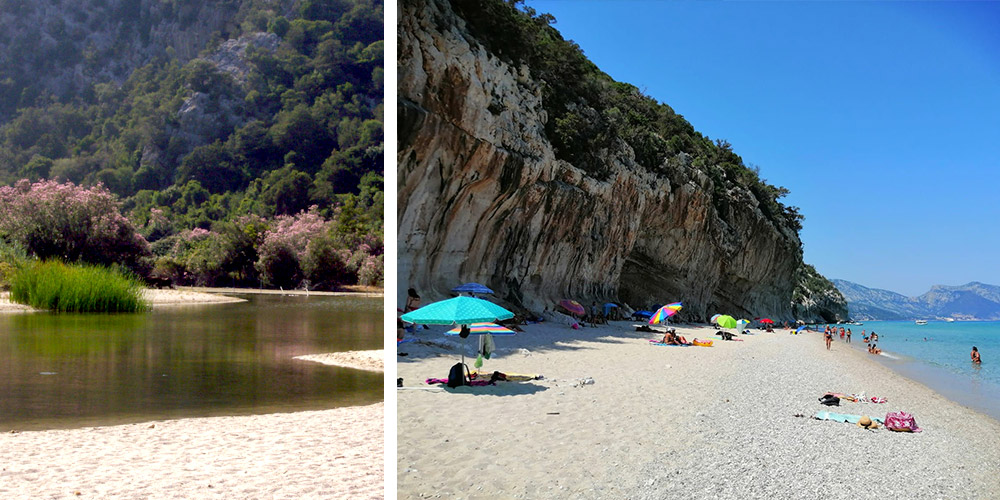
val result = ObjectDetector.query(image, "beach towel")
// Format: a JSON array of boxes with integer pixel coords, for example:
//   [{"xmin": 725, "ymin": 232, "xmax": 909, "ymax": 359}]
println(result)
[
  {"xmin": 426, "ymin": 377, "xmax": 494, "ymax": 387},
  {"xmin": 710, "ymin": 336, "xmax": 743, "ymax": 341},
  {"xmin": 813, "ymin": 411, "xmax": 884, "ymax": 425},
  {"xmin": 648, "ymin": 340, "xmax": 692, "ymax": 347},
  {"xmin": 470, "ymin": 371, "xmax": 542, "ymax": 382},
  {"xmin": 397, "ymin": 338, "xmax": 417, "ymax": 345}
]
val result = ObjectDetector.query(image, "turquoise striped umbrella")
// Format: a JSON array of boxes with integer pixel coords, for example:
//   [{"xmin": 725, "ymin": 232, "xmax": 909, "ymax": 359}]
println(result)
[{"xmin": 400, "ymin": 296, "xmax": 514, "ymax": 325}]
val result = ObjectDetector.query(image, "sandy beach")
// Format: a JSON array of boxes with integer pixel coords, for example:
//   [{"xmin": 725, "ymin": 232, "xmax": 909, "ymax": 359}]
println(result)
[
  {"xmin": 297, "ymin": 350, "xmax": 386, "ymax": 372},
  {"xmin": 0, "ymin": 403, "xmax": 383, "ymax": 500},
  {"xmin": 1, "ymin": 288, "xmax": 384, "ymax": 499},
  {"xmin": 0, "ymin": 289, "xmax": 247, "ymax": 312},
  {"xmin": 397, "ymin": 321, "xmax": 1000, "ymax": 499}
]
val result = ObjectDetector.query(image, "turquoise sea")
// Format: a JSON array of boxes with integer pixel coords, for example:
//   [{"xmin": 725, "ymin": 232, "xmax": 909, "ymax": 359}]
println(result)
[{"xmin": 835, "ymin": 321, "xmax": 1000, "ymax": 421}]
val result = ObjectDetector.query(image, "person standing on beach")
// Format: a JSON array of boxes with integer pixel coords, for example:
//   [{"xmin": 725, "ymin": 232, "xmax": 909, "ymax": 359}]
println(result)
[
  {"xmin": 405, "ymin": 288, "xmax": 429, "ymax": 330},
  {"xmin": 824, "ymin": 329, "xmax": 832, "ymax": 350},
  {"xmin": 971, "ymin": 346, "xmax": 981, "ymax": 364},
  {"xmin": 846, "ymin": 329, "xmax": 851, "ymax": 343}
]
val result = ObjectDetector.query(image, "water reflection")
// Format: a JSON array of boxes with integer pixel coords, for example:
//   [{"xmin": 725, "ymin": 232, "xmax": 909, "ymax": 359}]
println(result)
[{"xmin": 0, "ymin": 294, "xmax": 382, "ymax": 431}]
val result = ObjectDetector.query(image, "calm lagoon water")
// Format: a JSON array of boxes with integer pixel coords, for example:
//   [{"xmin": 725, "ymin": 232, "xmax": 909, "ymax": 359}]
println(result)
[
  {"xmin": 0, "ymin": 294, "xmax": 382, "ymax": 431},
  {"xmin": 840, "ymin": 320, "xmax": 1000, "ymax": 420}
]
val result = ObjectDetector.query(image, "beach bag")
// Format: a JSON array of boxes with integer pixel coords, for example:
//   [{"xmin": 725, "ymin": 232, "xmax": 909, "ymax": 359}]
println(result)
[
  {"xmin": 819, "ymin": 394, "xmax": 840, "ymax": 406},
  {"xmin": 447, "ymin": 362, "xmax": 471, "ymax": 388},
  {"xmin": 884, "ymin": 411, "xmax": 921, "ymax": 432}
]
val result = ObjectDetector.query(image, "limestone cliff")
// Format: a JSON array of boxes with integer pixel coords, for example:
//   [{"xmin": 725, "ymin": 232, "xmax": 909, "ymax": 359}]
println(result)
[
  {"xmin": 398, "ymin": 0, "xmax": 830, "ymax": 321},
  {"xmin": 792, "ymin": 264, "xmax": 849, "ymax": 323}
]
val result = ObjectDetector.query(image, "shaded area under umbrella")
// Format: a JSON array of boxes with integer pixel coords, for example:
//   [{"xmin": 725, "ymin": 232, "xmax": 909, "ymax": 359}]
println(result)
[{"xmin": 400, "ymin": 297, "xmax": 515, "ymax": 368}]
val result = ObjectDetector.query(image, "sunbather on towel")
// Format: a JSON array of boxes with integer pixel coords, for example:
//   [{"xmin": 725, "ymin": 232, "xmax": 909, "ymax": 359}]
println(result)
[{"xmin": 661, "ymin": 329, "xmax": 690, "ymax": 345}]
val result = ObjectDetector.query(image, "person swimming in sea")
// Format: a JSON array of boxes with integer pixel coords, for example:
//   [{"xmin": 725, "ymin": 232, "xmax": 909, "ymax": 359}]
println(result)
[{"xmin": 971, "ymin": 346, "xmax": 981, "ymax": 364}]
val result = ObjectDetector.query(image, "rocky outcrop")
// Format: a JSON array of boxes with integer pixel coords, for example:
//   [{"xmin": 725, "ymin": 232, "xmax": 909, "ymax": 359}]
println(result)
[
  {"xmin": 398, "ymin": 0, "xmax": 809, "ymax": 320},
  {"xmin": 792, "ymin": 264, "xmax": 849, "ymax": 323}
]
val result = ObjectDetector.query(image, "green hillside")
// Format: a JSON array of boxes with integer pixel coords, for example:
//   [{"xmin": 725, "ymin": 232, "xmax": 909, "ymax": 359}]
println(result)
[{"xmin": 0, "ymin": 0, "xmax": 383, "ymax": 290}]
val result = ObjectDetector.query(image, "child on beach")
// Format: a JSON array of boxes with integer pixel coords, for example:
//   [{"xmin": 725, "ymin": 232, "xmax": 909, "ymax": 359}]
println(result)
[{"xmin": 971, "ymin": 346, "xmax": 981, "ymax": 364}]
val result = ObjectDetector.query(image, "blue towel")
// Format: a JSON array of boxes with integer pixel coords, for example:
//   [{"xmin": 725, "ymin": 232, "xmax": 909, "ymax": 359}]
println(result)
[{"xmin": 814, "ymin": 411, "xmax": 884, "ymax": 424}]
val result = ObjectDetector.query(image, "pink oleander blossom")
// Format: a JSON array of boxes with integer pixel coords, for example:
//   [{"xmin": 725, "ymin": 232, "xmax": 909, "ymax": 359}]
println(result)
[{"xmin": 0, "ymin": 179, "xmax": 151, "ymax": 271}]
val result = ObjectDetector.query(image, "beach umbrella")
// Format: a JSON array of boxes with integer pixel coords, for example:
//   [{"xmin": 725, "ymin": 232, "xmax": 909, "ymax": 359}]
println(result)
[
  {"xmin": 649, "ymin": 302, "xmax": 683, "ymax": 324},
  {"xmin": 737, "ymin": 319, "xmax": 750, "ymax": 332},
  {"xmin": 451, "ymin": 282, "xmax": 494, "ymax": 296},
  {"xmin": 400, "ymin": 296, "xmax": 514, "ymax": 325},
  {"xmin": 760, "ymin": 318, "xmax": 774, "ymax": 324},
  {"xmin": 710, "ymin": 314, "xmax": 723, "ymax": 324},
  {"xmin": 445, "ymin": 322, "xmax": 516, "ymax": 336},
  {"xmin": 796, "ymin": 325, "xmax": 808, "ymax": 334},
  {"xmin": 713, "ymin": 315, "xmax": 737, "ymax": 329},
  {"xmin": 558, "ymin": 299, "xmax": 586, "ymax": 316},
  {"xmin": 603, "ymin": 303, "xmax": 619, "ymax": 317}
]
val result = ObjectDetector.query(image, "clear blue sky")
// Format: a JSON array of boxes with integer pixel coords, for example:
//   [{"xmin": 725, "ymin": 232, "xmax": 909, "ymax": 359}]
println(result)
[{"xmin": 525, "ymin": 1, "xmax": 1000, "ymax": 296}]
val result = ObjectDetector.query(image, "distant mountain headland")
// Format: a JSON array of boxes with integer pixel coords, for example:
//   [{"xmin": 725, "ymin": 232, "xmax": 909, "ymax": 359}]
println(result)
[
  {"xmin": 832, "ymin": 279, "xmax": 1000, "ymax": 321},
  {"xmin": 397, "ymin": 0, "xmax": 846, "ymax": 322}
]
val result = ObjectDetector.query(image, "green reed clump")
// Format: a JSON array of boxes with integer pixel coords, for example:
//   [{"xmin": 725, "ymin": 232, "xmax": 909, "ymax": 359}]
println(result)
[{"xmin": 9, "ymin": 261, "xmax": 150, "ymax": 313}]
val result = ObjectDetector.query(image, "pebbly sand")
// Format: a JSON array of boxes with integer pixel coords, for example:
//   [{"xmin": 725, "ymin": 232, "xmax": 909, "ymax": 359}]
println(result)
[
  {"xmin": 0, "ymin": 403, "xmax": 383, "ymax": 500},
  {"xmin": 397, "ymin": 321, "xmax": 1000, "ymax": 499}
]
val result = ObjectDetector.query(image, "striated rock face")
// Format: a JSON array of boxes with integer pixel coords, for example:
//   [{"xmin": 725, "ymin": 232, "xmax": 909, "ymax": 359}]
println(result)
[
  {"xmin": 398, "ymin": 0, "xmax": 808, "ymax": 320},
  {"xmin": 792, "ymin": 264, "xmax": 849, "ymax": 323}
]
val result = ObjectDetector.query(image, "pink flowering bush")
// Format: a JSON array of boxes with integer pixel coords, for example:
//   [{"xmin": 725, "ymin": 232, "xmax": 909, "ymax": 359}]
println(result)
[
  {"xmin": 255, "ymin": 206, "xmax": 331, "ymax": 288},
  {"xmin": 357, "ymin": 254, "xmax": 383, "ymax": 287},
  {"xmin": 0, "ymin": 179, "xmax": 151, "ymax": 274}
]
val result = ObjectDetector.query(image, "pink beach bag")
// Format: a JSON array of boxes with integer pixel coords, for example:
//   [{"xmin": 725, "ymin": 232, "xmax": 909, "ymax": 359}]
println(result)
[{"xmin": 884, "ymin": 411, "xmax": 922, "ymax": 432}]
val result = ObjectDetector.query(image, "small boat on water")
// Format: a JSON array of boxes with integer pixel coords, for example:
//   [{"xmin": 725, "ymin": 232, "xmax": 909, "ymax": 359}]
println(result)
[
  {"xmin": 915, "ymin": 320, "xmax": 928, "ymax": 325},
  {"xmin": 944, "ymin": 318, "xmax": 955, "ymax": 323}
]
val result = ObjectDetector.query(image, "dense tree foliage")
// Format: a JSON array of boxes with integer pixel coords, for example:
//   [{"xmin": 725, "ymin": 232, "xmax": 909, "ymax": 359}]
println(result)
[
  {"xmin": 0, "ymin": 0, "xmax": 383, "ymax": 289},
  {"xmin": 450, "ymin": 0, "xmax": 802, "ymax": 232}
]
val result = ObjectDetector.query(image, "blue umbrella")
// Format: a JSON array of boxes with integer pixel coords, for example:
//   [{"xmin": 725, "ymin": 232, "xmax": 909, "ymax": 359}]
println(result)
[
  {"xmin": 451, "ymin": 282, "xmax": 494, "ymax": 296},
  {"xmin": 400, "ymin": 296, "xmax": 513, "ymax": 325}
]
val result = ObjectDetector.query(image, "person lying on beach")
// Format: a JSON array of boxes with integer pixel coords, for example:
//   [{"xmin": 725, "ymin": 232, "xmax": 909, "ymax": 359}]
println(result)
[
  {"xmin": 718, "ymin": 330, "xmax": 736, "ymax": 341},
  {"xmin": 661, "ymin": 329, "xmax": 690, "ymax": 345},
  {"xmin": 971, "ymin": 346, "xmax": 981, "ymax": 364}
]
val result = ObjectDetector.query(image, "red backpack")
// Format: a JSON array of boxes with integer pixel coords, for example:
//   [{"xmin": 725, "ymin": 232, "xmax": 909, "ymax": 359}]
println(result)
[{"xmin": 884, "ymin": 411, "xmax": 922, "ymax": 432}]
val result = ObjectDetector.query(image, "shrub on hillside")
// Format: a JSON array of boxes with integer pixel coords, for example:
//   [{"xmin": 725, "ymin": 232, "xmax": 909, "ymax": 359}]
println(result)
[{"xmin": 0, "ymin": 179, "xmax": 151, "ymax": 274}]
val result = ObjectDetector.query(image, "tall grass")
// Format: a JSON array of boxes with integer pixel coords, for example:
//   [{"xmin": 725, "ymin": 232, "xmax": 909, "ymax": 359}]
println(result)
[{"xmin": 9, "ymin": 261, "xmax": 150, "ymax": 313}]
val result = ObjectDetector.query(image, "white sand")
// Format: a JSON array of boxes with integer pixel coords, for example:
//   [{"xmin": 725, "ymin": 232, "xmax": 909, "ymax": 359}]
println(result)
[
  {"xmin": 397, "ymin": 322, "xmax": 1000, "ymax": 499},
  {"xmin": 296, "ymin": 350, "xmax": 386, "ymax": 372},
  {"xmin": 0, "ymin": 403, "xmax": 384, "ymax": 500}
]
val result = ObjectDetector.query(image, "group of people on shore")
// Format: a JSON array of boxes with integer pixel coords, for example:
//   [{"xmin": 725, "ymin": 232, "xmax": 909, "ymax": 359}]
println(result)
[
  {"xmin": 821, "ymin": 325, "xmax": 886, "ymax": 355},
  {"xmin": 822, "ymin": 325, "xmax": 855, "ymax": 350}
]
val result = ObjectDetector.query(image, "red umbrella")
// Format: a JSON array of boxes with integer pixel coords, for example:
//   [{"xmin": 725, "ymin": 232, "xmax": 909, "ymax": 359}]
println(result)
[
  {"xmin": 558, "ymin": 299, "xmax": 586, "ymax": 316},
  {"xmin": 760, "ymin": 318, "xmax": 774, "ymax": 324}
]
